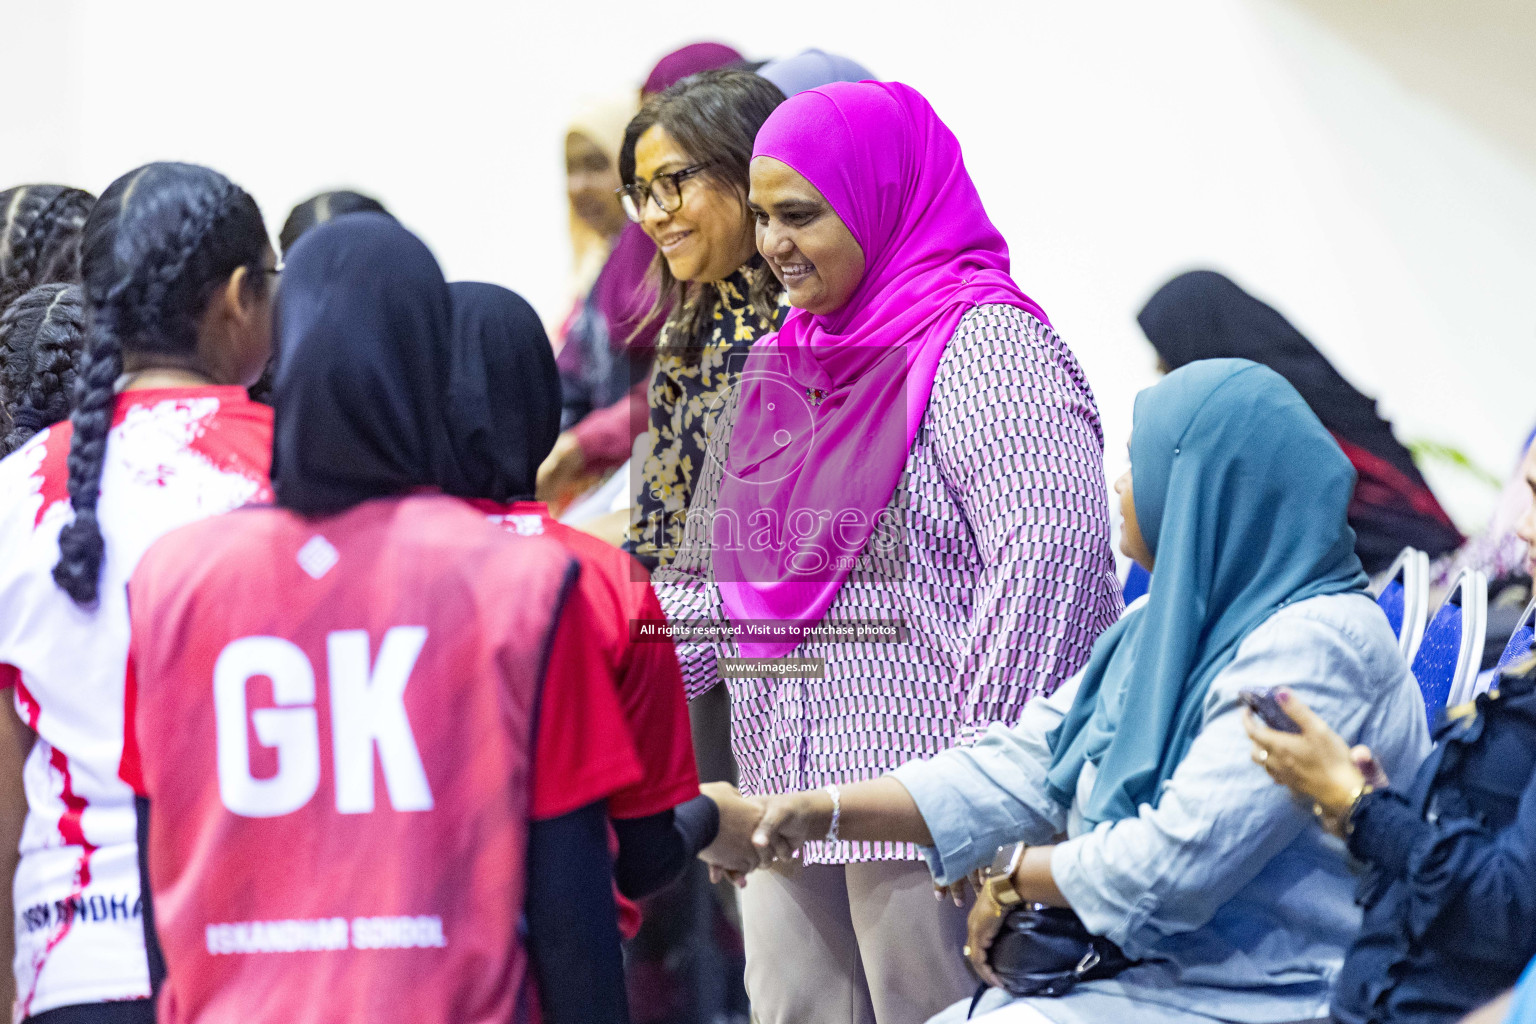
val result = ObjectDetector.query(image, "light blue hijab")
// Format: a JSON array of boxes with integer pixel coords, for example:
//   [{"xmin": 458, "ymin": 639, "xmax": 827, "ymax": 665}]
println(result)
[
  {"xmin": 1045, "ymin": 359, "xmax": 1368, "ymax": 825},
  {"xmin": 758, "ymin": 49, "xmax": 875, "ymax": 95}
]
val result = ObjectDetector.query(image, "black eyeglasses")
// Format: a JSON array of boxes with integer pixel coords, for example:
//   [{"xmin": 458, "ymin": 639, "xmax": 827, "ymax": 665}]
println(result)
[{"xmin": 617, "ymin": 162, "xmax": 713, "ymax": 222}]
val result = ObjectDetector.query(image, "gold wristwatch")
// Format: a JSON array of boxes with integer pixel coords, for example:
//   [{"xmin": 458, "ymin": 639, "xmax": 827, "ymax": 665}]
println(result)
[{"xmin": 983, "ymin": 842, "xmax": 1028, "ymax": 908}]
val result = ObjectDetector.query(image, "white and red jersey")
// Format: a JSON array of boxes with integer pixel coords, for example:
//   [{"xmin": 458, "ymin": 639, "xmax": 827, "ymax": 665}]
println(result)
[
  {"xmin": 0, "ymin": 387, "xmax": 271, "ymax": 1017},
  {"xmin": 120, "ymin": 494, "xmax": 640, "ymax": 1024}
]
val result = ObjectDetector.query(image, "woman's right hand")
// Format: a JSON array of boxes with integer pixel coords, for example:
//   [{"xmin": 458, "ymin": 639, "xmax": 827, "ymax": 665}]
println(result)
[
  {"xmin": 751, "ymin": 790, "xmax": 834, "ymax": 868},
  {"xmin": 1244, "ymin": 688, "xmax": 1378, "ymax": 835}
]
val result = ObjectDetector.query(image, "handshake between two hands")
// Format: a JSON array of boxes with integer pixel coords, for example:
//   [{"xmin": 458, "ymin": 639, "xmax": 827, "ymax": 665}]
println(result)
[
  {"xmin": 695, "ymin": 781, "xmax": 831, "ymax": 887},
  {"xmin": 694, "ymin": 780, "xmax": 1004, "ymax": 984}
]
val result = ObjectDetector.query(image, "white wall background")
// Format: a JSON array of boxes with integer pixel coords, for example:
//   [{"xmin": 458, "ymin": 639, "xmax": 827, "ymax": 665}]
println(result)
[{"xmin": 6, "ymin": 0, "xmax": 1534, "ymax": 527}]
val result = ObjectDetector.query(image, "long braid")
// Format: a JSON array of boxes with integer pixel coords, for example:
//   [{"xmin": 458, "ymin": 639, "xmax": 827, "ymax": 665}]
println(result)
[
  {"xmin": 28, "ymin": 189, "xmax": 94, "ymax": 295},
  {"xmin": 8, "ymin": 190, "xmax": 74, "ymax": 296},
  {"xmin": 0, "ymin": 186, "xmax": 30, "ymax": 293},
  {"xmin": 23, "ymin": 288, "xmax": 85, "ymax": 434},
  {"xmin": 50, "ymin": 306, "xmax": 120, "ymax": 604},
  {"xmin": 0, "ymin": 283, "xmax": 85, "ymax": 455},
  {"xmin": 50, "ymin": 163, "xmax": 267, "ymax": 606}
]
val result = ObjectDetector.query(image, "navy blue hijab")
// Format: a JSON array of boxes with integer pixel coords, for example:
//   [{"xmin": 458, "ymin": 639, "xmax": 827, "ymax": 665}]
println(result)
[
  {"xmin": 445, "ymin": 282, "xmax": 561, "ymax": 503},
  {"xmin": 271, "ymin": 213, "xmax": 469, "ymax": 515},
  {"xmin": 1138, "ymin": 270, "xmax": 1461, "ymax": 572}
]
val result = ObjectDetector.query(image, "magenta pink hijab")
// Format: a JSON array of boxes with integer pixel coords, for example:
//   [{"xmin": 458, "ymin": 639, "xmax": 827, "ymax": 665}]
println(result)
[{"xmin": 716, "ymin": 81, "xmax": 1049, "ymax": 657}]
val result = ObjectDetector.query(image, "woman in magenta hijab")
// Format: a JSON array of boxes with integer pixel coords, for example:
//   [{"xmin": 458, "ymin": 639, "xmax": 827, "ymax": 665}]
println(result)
[{"xmin": 658, "ymin": 82, "xmax": 1122, "ymax": 1023}]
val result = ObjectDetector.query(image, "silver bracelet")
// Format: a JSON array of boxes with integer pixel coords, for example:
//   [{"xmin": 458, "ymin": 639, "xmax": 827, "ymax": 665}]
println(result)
[{"xmin": 823, "ymin": 784, "xmax": 842, "ymax": 843}]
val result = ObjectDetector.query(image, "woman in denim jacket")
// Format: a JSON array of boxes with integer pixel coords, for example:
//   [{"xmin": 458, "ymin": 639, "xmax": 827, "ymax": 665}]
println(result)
[{"xmin": 737, "ymin": 360, "xmax": 1432, "ymax": 1023}]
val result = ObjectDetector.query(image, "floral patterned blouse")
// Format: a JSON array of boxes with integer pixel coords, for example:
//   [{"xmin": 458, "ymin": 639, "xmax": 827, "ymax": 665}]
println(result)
[{"xmin": 624, "ymin": 268, "xmax": 783, "ymax": 570}]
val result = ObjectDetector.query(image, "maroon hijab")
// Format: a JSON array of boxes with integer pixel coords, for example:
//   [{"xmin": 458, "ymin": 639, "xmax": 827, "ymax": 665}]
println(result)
[{"xmin": 642, "ymin": 42, "xmax": 744, "ymax": 94}]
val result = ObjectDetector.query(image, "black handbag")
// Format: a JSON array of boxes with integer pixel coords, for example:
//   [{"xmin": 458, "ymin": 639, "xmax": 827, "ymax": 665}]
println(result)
[{"xmin": 981, "ymin": 904, "xmax": 1136, "ymax": 999}]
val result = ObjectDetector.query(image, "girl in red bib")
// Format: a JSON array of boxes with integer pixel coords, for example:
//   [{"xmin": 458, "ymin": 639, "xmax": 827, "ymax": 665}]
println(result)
[{"xmin": 121, "ymin": 214, "xmax": 637, "ymax": 1024}]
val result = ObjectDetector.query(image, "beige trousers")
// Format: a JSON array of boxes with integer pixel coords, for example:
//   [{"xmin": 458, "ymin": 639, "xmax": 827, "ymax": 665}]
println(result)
[{"xmin": 740, "ymin": 859, "xmax": 976, "ymax": 1024}]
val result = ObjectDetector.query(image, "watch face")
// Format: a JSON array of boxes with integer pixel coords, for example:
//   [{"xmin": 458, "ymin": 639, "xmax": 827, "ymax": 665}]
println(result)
[{"xmin": 989, "ymin": 843, "xmax": 1018, "ymax": 877}]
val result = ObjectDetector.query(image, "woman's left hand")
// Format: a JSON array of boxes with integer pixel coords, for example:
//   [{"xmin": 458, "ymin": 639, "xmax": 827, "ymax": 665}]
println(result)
[
  {"xmin": 1243, "ymin": 689, "xmax": 1374, "ymax": 835},
  {"xmin": 698, "ymin": 781, "xmax": 764, "ymax": 885}
]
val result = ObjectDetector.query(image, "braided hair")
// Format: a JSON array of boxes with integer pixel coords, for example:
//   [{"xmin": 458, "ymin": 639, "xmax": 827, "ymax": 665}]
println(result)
[
  {"xmin": 53, "ymin": 163, "xmax": 269, "ymax": 606},
  {"xmin": 0, "ymin": 185, "xmax": 97, "ymax": 313},
  {"xmin": 0, "ymin": 283, "xmax": 86, "ymax": 455}
]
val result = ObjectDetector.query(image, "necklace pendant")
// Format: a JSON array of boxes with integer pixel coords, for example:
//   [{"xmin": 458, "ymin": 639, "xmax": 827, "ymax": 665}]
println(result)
[{"xmin": 806, "ymin": 386, "xmax": 826, "ymax": 406}]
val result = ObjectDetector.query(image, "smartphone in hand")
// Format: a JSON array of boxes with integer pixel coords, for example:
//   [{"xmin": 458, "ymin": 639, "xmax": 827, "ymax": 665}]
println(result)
[{"xmin": 1239, "ymin": 688, "xmax": 1301, "ymax": 734}]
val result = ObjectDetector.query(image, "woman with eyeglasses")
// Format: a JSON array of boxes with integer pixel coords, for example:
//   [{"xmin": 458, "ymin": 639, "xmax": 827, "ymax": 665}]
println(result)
[
  {"xmin": 619, "ymin": 69, "xmax": 786, "ymax": 575},
  {"xmin": 615, "ymin": 68, "xmax": 785, "ymax": 1024}
]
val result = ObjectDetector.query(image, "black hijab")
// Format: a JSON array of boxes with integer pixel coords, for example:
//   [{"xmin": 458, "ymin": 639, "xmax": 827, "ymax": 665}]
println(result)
[
  {"xmin": 445, "ymin": 282, "xmax": 561, "ymax": 503},
  {"xmin": 272, "ymin": 213, "xmax": 469, "ymax": 515},
  {"xmin": 1138, "ymin": 270, "xmax": 1461, "ymax": 571}
]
